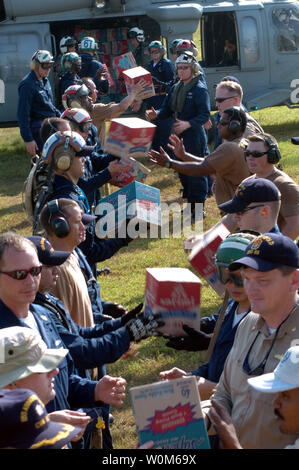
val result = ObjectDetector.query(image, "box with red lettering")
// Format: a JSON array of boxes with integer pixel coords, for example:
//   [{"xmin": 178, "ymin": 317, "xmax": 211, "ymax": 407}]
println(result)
[
  {"xmin": 122, "ymin": 66, "xmax": 155, "ymax": 100},
  {"xmin": 104, "ymin": 117, "xmax": 156, "ymax": 159},
  {"xmin": 189, "ymin": 224, "xmax": 230, "ymax": 295},
  {"xmin": 144, "ymin": 267, "xmax": 202, "ymax": 337}
]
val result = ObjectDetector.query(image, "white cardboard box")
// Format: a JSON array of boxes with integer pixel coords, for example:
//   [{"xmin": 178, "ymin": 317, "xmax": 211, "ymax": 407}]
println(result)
[
  {"xmin": 189, "ymin": 223, "xmax": 230, "ymax": 295},
  {"xmin": 122, "ymin": 66, "xmax": 155, "ymax": 100},
  {"xmin": 144, "ymin": 267, "xmax": 202, "ymax": 337},
  {"xmin": 130, "ymin": 376, "xmax": 210, "ymax": 449},
  {"xmin": 104, "ymin": 117, "xmax": 156, "ymax": 159}
]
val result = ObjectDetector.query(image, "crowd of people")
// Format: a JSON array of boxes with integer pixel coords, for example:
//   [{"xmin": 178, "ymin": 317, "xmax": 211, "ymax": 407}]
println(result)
[{"xmin": 0, "ymin": 27, "xmax": 298, "ymax": 450}]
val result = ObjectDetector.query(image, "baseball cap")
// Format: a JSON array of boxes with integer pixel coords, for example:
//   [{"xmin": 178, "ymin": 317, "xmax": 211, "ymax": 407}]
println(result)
[
  {"xmin": 247, "ymin": 346, "xmax": 299, "ymax": 393},
  {"xmin": 229, "ymin": 233, "xmax": 299, "ymax": 272},
  {"xmin": 0, "ymin": 388, "xmax": 81, "ymax": 448},
  {"xmin": 218, "ymin": 178, "xmax": 281, "ymax": 214},
  {"xmin": 0, "ymin": 326, "xmax": 68, "ymax": 388},
  {"xmin": 27, "ymin": 236, "xmax": 70, "ymax": 266}
]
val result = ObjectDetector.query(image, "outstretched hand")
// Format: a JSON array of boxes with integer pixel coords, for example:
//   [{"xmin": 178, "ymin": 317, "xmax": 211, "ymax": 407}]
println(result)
[
  {"xmin": 168, "ymin": 134, "xmax": 186, "ymax": 160},
  {"xmin": 148, "ymin": 147, "xmax": 172, "ymax": 167},
  {"xmin": 95, "ymin": 375, "xmax": 127, "ymax": 407}
]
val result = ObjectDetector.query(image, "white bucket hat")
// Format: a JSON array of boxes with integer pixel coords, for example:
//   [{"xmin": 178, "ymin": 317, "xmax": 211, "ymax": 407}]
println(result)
[
  {"xmin": 247, "ymin": 345, "xmax": 299, "ymax": 393},
  {"xmin": 0, "ymin": 326, "xmax": 68, "ymax": 388}
]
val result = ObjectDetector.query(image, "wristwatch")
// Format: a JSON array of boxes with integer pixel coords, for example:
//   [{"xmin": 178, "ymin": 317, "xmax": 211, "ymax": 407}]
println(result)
[{"xmin": 165, "ymin": 160, "xmax": 172, "ymax": 169}]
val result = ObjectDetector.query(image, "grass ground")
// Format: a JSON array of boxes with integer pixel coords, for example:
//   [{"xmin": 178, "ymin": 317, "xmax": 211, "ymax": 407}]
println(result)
[{"xmin": 0, "ymin": 106, "xmax": 298, "ymax": 448}]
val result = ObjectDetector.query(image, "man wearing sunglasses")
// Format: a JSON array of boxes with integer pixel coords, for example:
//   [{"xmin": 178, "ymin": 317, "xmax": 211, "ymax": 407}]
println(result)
[
  {"xmin": 204, "ymin": 232, "xmax": 299, "ymax": 449},
  {"xmin": 17, "ymin": 50, "xmax": 61, "ymax": 157},
  {"xmin": 0, "ymin": 232, "xmax": 128, "ymax": 442},
  {"xmin": 218, "ymin": 178, "xmax": 282, "ymax": 235},
  {"xmin": 213, "ymin": 80, "xmax": 263, "ymax": 150},
  {"xmin": 242, "ymin": 133, "xmax": 299, "ymax": 240}
]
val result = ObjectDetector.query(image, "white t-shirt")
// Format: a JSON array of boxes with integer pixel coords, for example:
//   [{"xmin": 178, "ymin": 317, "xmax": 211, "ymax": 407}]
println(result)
[{"xmin": 21, "ymin": 310, "xmax": 40, "ymax": 333}]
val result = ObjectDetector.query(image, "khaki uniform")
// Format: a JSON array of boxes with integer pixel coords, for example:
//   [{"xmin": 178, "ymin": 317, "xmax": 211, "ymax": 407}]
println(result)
[
  {"xmin": 207, "ymin": 136, "xmax": 251, "ymax": 205},
  {"xmin": 209, "ymin": 305, "xmax": 299, "ymax": 449}
]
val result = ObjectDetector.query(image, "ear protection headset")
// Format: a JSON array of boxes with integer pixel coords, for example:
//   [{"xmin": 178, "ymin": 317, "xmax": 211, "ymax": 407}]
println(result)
[
  {"xmin": 47, "ymin": 199, "xmax": 70, "ymax": 238},
  {"xmin": 264, "ymin": 137, "xmax": 281, "ymax": 164},
  {"xmin": 53, "ymin": 136, "xmax": 75, "ymax": 171},
  {"xmin": 226, "ymin": 106, "xmax": 243, "ymax": 134}
]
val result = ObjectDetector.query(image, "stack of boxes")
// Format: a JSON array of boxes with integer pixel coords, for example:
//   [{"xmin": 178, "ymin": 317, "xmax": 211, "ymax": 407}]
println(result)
[{"xmin": 74, "ymin": 26, "xmax": 132, "ymax": 103}]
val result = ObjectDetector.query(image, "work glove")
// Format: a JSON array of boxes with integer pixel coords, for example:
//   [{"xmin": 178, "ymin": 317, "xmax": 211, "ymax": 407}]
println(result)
[
  {"xmin": 103, "ymin": 302, "xmax": 127, "ymax": 319},
  {"xmin": 121, "ymin": 303, "xmax": 144, "ymax": 325},
  {"xmin": 165, "ymin": 324, "xmax": 211, "ymax": 351},
  {"xmin": 126, "ymin": 313, "xmax": 164, "ymax": 342}
]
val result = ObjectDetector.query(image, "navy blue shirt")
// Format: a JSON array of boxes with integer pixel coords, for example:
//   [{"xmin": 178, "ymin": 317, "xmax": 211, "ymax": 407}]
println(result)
[
  {"xmin": 17, "ymin": 70, "xmax": 60, "ymax": 142},
  {"xmin": 79, "ymin": 53, "xmax": 109, "ymax": 95}
]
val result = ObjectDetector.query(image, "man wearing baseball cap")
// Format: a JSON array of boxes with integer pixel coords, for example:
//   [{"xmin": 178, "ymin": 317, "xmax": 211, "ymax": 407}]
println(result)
[
  {"xmin": 204, "ymin": 233, "xmax": 299, "ymax": 448},
  {"xmin": 218, "ymin": 178, "xmax": 282, "ymax": 234},
  {"xmin": 209, "ymin": 345, "xmax": 299, "ymax": 449}
]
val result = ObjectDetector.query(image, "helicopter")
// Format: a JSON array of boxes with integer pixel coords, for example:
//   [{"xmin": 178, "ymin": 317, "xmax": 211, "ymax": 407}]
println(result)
[{"xmin": 0, "ymin": 0, "xmax": 298, "ymax": 126}]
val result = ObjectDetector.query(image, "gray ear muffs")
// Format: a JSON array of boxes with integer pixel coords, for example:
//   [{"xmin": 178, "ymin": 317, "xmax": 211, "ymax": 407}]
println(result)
[
  {"xmin": 47, "ymin": 199, "xmax": 70, "ymax": 238},
  {"xmin": 53, "ymin": 137, "xmax": 74, "ymax": 171}
]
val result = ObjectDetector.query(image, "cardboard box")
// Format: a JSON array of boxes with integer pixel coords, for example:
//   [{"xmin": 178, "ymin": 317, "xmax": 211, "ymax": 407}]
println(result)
[
  {"xmin": 130, "ymin": 376, "xmax": 210, "ymax": 449},
  {"xmin": 144, "ymin": 267, "xmax": 202, "ymax": 337},
  {"xmin": 95, "ymin": 181, "xmax": 161, "ymax": 238},
  {"xmin": 189, "ymin": 223, "xmax": 230, "ymax": 296},
  {"xmin": 123, "ymin": 66, "xmax": 155, "ymax": 100},
  {"xmin": 104, "ymin": 117, "xmax": 156, "ymax": 159},
  {"xmin": 112, "ymin": 52, "xmax": 137, "ymax": 78},
  {"xmin": 110, "ymin": 157, "xmax": 151, "ymax": 187}
]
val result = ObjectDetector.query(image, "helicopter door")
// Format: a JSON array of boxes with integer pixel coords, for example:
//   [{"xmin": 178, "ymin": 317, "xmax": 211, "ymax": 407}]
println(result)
[
  {"xmin": 235, "ymin": 9, "xmax": 267, "ymax": 72},
  {"xmin": 269, "ymin": 5, "xmax": 299, "ymax": 87},
  {"xmin": 0, "ymin": 22, "xmax": 52, "ymax": 124}
]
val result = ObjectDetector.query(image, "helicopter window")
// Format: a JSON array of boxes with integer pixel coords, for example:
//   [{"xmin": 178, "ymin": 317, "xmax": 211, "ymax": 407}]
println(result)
[
  {"xmin": 202, "ymin": 12, "xmax": 239, "ymax": 67},
  {"xmin": 241, "ymin": 17, "xmax": 260, "ymax": 63},
  {"xmin": 272, "ymin": 6, "xmax": 299, "ymax": 52}
]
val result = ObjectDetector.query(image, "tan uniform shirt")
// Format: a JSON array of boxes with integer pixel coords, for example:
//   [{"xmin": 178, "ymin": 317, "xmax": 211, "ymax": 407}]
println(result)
[
  {"xmin": 210, "ymin": 305, "xmax": 299, "ymax": 449},
  {"xmin": 51, "ymin": 252, "xmax": 94, "ymax": 328},
  {"xmin": 207, "ymin": 137, "xmax": 251, "ymax": 205},
  {"xmin": 90, "ymin": 102, "xmax": 115, "ymax": 145},
  {"xmin": 244, "ymin": 168, "xmax": 299, "ymax": 229}
]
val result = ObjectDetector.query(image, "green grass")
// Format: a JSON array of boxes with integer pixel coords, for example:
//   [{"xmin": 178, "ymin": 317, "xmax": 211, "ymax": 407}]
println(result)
[{"xmin": 0, "ymin": 106, "xmax": 298, "ymax": 448}]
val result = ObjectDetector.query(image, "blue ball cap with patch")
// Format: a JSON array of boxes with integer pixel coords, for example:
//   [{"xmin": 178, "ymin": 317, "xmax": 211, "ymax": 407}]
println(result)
[
  {"xmin": 229, "ymin": 233, "xmax": 299, "ymax": 272},
  {"xmin": 218, "ymin": 178, "xmax": 281, "ymax": 214}
]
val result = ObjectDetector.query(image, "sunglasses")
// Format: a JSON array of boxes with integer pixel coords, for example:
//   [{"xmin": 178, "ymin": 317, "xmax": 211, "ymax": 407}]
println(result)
[
  {"xmin": 244, "ymin": 150, "xmax": 267, "ymax": 158},
  {"xmin": 41, "ymin": 63, "xmax": 53, "ymax": 70},
  {"xmin": 235, "ymin": 204, "xmax": 265, "ymax": 216},
  {"xmin": 177, "ymin": 66, "xmax": 190, "ymax": 70},
  {"xmin": 218, "ymin": 120, "xmax": 230, "ymax": 126},
  {"xmin": 215, "ymin": 96, "xmax": 238, "ymax": 103},
  {"xmin": 215, "ymin": 263, "xmax": 244, "ymax": 287},
  {"xmin": 0, "ymin": 265, "xmax": 42, "ymax": 280}
]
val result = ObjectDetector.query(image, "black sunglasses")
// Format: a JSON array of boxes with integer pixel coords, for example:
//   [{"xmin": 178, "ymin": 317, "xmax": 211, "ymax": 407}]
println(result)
[
  {"xmin": 78, "ymin": 121, "xmax": 92, "ymax": 133},
  {"xmin": 244, "ymin": 150, "xmax": 267, "ymax": 158},
  {"xmin": 215, "ymin": 96, "xmax": 238, "ymax": 103},
  {"xmin": 236, "ymin": 204, "xmax": 265, "ymax": 216},
  {"xmin": 0, "ymin": 265, "xmax": 42, "ymax": 280},
  {"xmin": 242, "ymin": 329, "xmax": 280, "ymax": 376}
]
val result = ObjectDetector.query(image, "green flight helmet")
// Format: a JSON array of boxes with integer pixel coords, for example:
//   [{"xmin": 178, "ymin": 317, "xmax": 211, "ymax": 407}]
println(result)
[
  {"xmin": 170, "ymin": 38, "xmax": 183, "ymax": 54},
  {"xmin": 215, "ymin": 231, "xmax": 259, "ymax": 266},
  {"xmin": 214, "ymin": 231, "xmax": 259, "ymax": 286}
]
